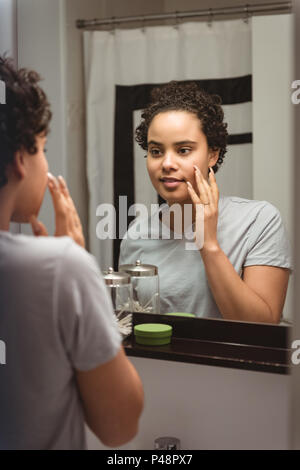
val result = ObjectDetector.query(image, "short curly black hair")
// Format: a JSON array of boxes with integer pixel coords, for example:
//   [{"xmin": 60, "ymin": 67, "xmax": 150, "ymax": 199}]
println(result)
[
  {"xmin": 0, "ymin": 56, "xmax": 52, "ymax": 188},
  {"xmin": 135, "ymin": 81, "xmax": 228, "ymax": 173}
]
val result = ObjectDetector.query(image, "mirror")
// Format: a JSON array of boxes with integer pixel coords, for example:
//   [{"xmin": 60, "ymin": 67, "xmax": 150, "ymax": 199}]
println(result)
[{"xmin": 13, "ymin": 0, "xmax": 294, "ymax": 326}]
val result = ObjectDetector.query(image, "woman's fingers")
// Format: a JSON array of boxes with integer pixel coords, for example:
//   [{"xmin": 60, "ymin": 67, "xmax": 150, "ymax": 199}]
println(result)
[
  {"xmin": 190, "ymin": 166, "xmax": 219, "ymax": 211},
  {"xmin": 194, "ymin": 165, "xmax": 210, "ymax": 204},
  {"xmin": 58, "ymin": 175, "xmax": 84, "ymax": 240},
  {"xmin": 28, "ymin": 172, "xmax": 85, "ymax": 248},
  {"xmin": 47, "ymin": 173, "xmax": 64, "ymax": 212},
  {"xmin": 188, "ymin": 166, "xmax": 219, "ymax": 252},
  {"xmin": 186, "ymin": 182, "xmax": 205, "ymax": 249},
  {"xmin": 204, "ymin": 169, "xmax": 215, "ymax": 207},
  {"xmin": 29, "ymin": 215, "xmax": 48, "ymax": 237},
  {"xmin": 58, "ymin": 175, "xmax": 81, "ymax": 225},
  {"xmin": 57, "ymin": 175, "xmax": 70, "ymax": 198},
  {"xmin": 186, "ymin": 181, "xmax": 200, "ymax": 205},
  {"xmin": 48, "ymin": 173, "xmax": 68, "ymax": 232},
  {"xmin": 208, "ymin": 167, "xmax": 219, "ymax": 205},
  {"xmin": 49, "ymin": 172, "xmax": 85, "ymax": 248}
]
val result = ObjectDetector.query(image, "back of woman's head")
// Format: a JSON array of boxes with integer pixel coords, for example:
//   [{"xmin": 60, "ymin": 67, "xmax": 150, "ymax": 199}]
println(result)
[{"xmin": 0, "ymin": 56, "xmax": 52, "ymax": 188}]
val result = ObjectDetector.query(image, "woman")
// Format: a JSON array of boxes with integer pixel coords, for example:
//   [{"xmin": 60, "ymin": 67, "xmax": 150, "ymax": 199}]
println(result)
[
  {"xmin": 0, "ymin": 56, "xmax": 143, "ymax": 449},
  {"xmin": 119, "ymin": 81, "xmax": 292, "ymax": 324}
]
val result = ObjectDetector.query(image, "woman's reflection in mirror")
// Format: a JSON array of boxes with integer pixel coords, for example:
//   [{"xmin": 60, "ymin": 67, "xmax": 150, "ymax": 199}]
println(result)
[{"xmin": 119, "ymin": 81, "xmax": 293, "ymax": 324}]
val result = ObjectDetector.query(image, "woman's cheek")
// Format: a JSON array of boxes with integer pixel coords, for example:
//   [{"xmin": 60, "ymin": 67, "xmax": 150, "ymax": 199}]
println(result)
[{"xmin": 147, "ymin": 161, "xmax": 157, "ymax": 187}]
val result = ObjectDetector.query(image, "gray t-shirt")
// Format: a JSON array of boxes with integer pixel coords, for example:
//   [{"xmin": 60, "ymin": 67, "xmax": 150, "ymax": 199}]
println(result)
[
  {"xmin": 119, "ymin": 196, "xmax": 293, "ymax": 319},
  {"xmin": 0, "ymin": 232, "xmax": 121, "ymax": 450}
]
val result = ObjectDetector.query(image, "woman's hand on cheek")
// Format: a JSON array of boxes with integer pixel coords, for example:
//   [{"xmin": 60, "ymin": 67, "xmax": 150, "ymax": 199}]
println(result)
[
  {"xmin": 30, "ymin": 173, "xmax": 85, "ymax": 248},
  {"xmin": 186, "ymin": 165, "xmax": 220, "ymax": 253}
]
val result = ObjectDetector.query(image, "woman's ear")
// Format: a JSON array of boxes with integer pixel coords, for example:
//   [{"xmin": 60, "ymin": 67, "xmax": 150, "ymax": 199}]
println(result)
[
  {"xmin": 12, "ymin": 150, "xmax": 26, "ymax": 180},
  {"xmin": 209, "ymin": 149, "xmax": 220, "ymax": 168}
]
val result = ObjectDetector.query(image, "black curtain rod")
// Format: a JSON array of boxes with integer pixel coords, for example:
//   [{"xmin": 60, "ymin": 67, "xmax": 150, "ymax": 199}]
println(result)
[{"xmin": 76, "ymin": 1, "xmax": 292, "ymax": 29}]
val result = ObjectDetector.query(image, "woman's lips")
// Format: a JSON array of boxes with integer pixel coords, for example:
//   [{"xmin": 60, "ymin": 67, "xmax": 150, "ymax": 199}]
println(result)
[{"xmin": 160, "ymin": 178, "xmax": 184, "ymax": 189}]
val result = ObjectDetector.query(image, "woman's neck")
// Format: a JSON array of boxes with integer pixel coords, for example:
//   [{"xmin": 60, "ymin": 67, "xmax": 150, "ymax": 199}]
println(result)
[{"xmin": 0, "ymin": 188, "xmax": 17, "ymax": 231}]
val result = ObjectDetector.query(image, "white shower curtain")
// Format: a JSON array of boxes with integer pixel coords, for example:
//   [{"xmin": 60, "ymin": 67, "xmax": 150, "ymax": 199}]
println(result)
[{"xmin": 84, "ymin": 19, "xmax": 252, "ymax": 270}]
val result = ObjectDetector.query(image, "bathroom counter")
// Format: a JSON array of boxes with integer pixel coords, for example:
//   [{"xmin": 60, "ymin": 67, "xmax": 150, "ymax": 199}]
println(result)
[{"xmin": 123, "ymin": 312, "xmax": 290, "ymax": 374}]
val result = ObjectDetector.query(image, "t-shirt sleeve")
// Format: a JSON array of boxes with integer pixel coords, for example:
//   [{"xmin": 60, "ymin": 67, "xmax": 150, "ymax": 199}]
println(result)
[
  {"xmin": 54, "ymin": 241, "xmax": 122, "ymax": 371},
  {"xmin": 244, "ymin": 202, "xmax": 293, "ymax": 272}
]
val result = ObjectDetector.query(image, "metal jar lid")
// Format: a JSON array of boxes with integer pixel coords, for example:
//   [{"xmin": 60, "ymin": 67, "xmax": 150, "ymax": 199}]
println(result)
[
  {"xmin": 119, "ymin": 260, "xmax": 158, "ymax": 277},
  {"xmin": 103, "ymin": 267, "xmax": 131, "ymax": 286}
]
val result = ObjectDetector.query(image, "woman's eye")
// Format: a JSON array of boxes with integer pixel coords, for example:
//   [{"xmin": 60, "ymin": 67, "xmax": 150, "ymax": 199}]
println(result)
[
  {"xmin": 149, "ymin": 148, "xmax": 162, "ymax": 157},
  {"xmin": 178, "ymin": 148, "xmax": 191, "ymax": 155},
  {"xmin": 44, "ymin": 148, "xmax": 48, "ymax": 153}
]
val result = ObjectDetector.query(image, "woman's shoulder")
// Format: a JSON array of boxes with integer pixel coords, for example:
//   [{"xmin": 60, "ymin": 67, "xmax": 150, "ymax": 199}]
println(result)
[
  {"xmin": 0, "ymin": 232, "xmax": 92, "ymax": 271},
  {"xmin": 219, "ymin": 195, "xmax": 280, "ymax": 216},
  {"xmin": 218, "ymin": 196, "xmax": 285, "ymax": 236}
]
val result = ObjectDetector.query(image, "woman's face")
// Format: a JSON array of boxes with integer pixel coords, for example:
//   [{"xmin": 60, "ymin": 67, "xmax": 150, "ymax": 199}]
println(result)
[
  {"xmin": 12, "ymin": 134, "xmax": 49, "ymax": 222},
  {"xmin": 146, "ymin": 110, "xmax": 219, "ymax": 206}
]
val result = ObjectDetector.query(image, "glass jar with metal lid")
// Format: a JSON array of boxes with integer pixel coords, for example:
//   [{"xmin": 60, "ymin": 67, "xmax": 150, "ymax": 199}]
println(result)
[
  {"xmin": 119, "ymin": 260, "xmax": 160, "ymax": 314},
  {"xmin": 103, "ymin": 267, "xmax": 133, "ymax": 337}
]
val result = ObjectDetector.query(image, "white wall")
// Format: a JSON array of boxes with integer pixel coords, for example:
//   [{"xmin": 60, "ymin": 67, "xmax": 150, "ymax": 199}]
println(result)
[
  {"xmin": 17, "ymin": 0, "xmax": 67, "ymax": 236},
  {"xmin": 86, "ymin": 357, "xmax": 290, "ymax": 450},
  {"xmin": 0, "ymin": 0, "xmax": 17, "ymax": 59}
]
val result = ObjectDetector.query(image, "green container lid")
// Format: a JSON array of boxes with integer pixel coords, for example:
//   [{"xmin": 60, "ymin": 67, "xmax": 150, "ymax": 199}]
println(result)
[
  {"xmin": 134, "ymin": 323, "xmax": 172, "ymax": 337},
  {"xmin": 134, "ymin": 323, "xmax": 172, "ymax": 346},
  {"xmin": 165, "ymin": 312, "xmax": 196, "ymax": 317}
]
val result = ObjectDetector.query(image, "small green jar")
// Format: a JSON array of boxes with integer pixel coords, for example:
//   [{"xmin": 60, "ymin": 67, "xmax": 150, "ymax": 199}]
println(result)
[{"xmin": 134, "ymin": 323, "xmax": 173, "ymax": 346}]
